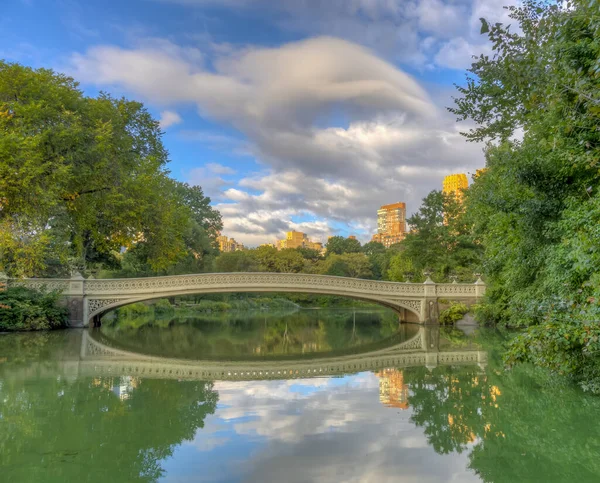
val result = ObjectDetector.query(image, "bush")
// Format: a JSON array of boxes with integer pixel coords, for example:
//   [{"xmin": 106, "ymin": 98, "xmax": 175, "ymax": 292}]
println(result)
[
  {"xmin": 117, "ymin": 302, "xmax": 152, "ymax": 318},
  {"xmin": 153, "ymin": 299, "xmax": 175, "ymax": 315},
  {"xmin": 0, "ymin": 287, "xmax": 68, "ymax": 331},
  {"xmin": 505, "ymin": 320, "xmax": 600, "ymax": 394},
  {"xmin": 439, "ymin": 302, "xmax": 469, "ymax": 325}
]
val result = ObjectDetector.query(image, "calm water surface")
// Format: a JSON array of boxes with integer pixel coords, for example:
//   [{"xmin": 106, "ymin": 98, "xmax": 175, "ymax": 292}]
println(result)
[{"xmin": 1, "ymin": 308, "xmax": 600, "ymax": 482}]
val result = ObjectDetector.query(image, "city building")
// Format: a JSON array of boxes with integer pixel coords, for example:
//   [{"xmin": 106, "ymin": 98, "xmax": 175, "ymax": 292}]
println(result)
[
  {"xmin": 275, "ymin": 231, "xmax": 323, "ymax": 252},
  {"xmin": 375, "ymin": 368, "xmax": 409, "ymax": 409},
  {"xmin": 442, "ymin": 173, "xmax": 469, "ymax": 202},
  {"xmin": 217, "ymin": 235, "xmax": 244, "ymax": 253},
  {"xmin": 111, "ymin": 376, "xmax": 140, "ymax": 401},
  {"xmin": 371, "ymin": 202, "xmax": 406, "ymax": 248}
]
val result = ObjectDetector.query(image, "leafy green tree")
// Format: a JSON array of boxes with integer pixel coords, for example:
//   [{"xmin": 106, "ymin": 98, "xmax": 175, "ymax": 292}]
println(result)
[
  {"xmin": 402, "ymin": 191, "xmax": 482, "ymax": 281},
  {"xmin": 0, "ymin": 287, "xmax": 68, "ymax": 331},
  {"xmin": 361, "ymin": 241, "xmax": 386, "ymax": 256},
  {"xmin": 317, "ymin": 253, "xmax": 373, "ymax": 279},
  {"xmin": 254, "ymin": 245, "xmax": 279, "ymax": 271},
  {"xmin": 214, "ymin": 250, "xmax": 259, "ymax": 272},
  {"xmin": 449, "ymin": 0, "xmax": 600, "ymax": 389},
  {"xmin": 0, "ymin": 61, "xmax": 219, "ymax": 276},
  {"xmin": 325, "ymin": 236, "xmax": 361, "ymax": 255},
  {"xmin": 295, "ymin": 247, "xmax": 322, "ymax": 262},
  {"xmin": 387, "ymin": 252, "xmax": 416, "ymax": 282},
  {"xmin": 275, "ymin": 249, "xmax": 305, "ymax": 273}
]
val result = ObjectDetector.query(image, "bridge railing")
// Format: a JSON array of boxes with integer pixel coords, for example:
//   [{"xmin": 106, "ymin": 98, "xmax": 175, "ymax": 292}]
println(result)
[{"xmin": 3, "ymin": 272, "xmax": 485, "ymax": 298}]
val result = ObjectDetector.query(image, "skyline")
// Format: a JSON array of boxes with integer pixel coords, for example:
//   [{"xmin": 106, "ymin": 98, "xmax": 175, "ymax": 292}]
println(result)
[{"xmin": 1, "ymin": 0, "xmax": 515, "ymax": 244}]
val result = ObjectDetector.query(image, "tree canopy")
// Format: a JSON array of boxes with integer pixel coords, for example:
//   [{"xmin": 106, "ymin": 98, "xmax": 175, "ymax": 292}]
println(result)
[
  {"xmin": 0, "ymin": 61, "xmax": 221, "ymax": 277},
  {"xmin": 451, "ymin": 0, "xmax": 600, "ymax": 391}
]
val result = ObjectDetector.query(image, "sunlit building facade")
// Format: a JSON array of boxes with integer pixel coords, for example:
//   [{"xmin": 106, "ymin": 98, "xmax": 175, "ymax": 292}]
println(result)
[
  {"xmin": 375, "ymin": 368, "xmax": 409, "ymax": 409},
  {"xmin": 442, "ymin": 173, "xmax": 469, "ymax": 202},
  {"xmin": 371, "ymin": 202, "xmax": 406, "ymax": 248},
  {"xmin": 276, "ymin": 231, "xmax": 323, "ymax": 252},
  {"xmin": 217, "ymin": 235, "xmax": 244, "ymax": 253}
]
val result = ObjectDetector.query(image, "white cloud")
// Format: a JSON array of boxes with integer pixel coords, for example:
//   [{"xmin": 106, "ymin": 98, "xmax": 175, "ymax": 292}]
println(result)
[
  {"xmin": 158, "ymin": 110, "xmax": 182, "ymax": 129},
  {"xmin": 178, "ymin": 374, "xmax": 481, "ymax": 483},
  {"xmin": 69, "ymin": 35, "xmax": 486, "ymax": 245},
  {"xmin": 187, "ymin": 163, "xmax": 236, "ymax": 199}
]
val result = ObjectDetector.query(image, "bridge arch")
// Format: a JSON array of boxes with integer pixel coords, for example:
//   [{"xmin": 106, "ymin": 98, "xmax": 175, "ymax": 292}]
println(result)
[{"xmin": 88, "ymin": 287, "xmax": 423, "ymax": 323}]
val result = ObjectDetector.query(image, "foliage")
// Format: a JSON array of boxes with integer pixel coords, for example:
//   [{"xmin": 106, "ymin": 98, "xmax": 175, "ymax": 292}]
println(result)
[
  {"xmin": 449, "ymin": 0, "xmax": 600, "ymax": 387},
  {"xmin": 387, "ymin": 250, "xmax": 417, "ymax": 282},
  {"xmin": 505, "ymin": 320, "xmax": 600, "ymax": 394},
  {"xmin": 214, "ymin": 250, "xmax": 260, "ymax": 272},
  {"xmin": 325, "ymin": 236, "xmax": 362, "ymax": 255},
  {"xmin": 439, "ymin": 302, "xmax": 469, "ymax": 325},
  {"xmin": 0, "ymin": 61, "xmax": 221, "ymax": 277},
  {"xmin": 315, "ymin": 253, "xmax": 373, "ymax": 279},
  {"xmin": 361, "ymin": 241, "xmax": 386, "ymax": 256},
  {"xmin": 0, "ymin": 287, "xmax": 68, "ymax": 331},
  {"xmin": 402, "ymin": 190, "xmax": 483, "ymax": 281}
]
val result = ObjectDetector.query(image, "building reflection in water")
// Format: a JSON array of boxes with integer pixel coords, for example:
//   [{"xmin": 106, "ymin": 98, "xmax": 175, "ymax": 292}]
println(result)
[
  {"xmin": 375, "ymin": 368, "xmax": 409, "ymax": 410},
  {"xmin": 92, "ymin": 376, "xmax": 141, "ymax": 401}
]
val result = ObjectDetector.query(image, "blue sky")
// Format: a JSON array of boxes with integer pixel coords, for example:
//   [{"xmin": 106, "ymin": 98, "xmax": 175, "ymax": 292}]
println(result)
[{"xmin": 1, "ymin": 0, "xmax": 516, "ymax": 246}]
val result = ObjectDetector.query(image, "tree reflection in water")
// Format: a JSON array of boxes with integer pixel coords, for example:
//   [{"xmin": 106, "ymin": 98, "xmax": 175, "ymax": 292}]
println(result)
[
  {"xmin": 0, "ymin": 373, "xmax": 217, "ymax": 482},
  {"xmin": 403, "ymin": 337, "xmax": 600, "ymax": 483}
]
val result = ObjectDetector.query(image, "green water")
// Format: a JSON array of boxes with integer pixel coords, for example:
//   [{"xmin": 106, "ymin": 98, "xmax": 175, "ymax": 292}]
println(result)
[{"xmin": 1, "ymin": 308, "xmax": 599, "ymax": 482}]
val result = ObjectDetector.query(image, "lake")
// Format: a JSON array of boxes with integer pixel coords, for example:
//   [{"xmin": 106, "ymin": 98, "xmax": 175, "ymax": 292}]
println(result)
[{"xmin": 1, "ymin": 307, "xmax": 600, "ymax": 482}]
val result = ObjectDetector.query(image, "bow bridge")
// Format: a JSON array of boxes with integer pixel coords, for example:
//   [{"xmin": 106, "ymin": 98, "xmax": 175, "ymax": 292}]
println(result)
[
  {"xmin": 4, "ymin": 272, "xmax": 485, "ymax": 327},
  {"xmin": 0, "ymin": 326, "xmax": 487, "ymax": 383}
]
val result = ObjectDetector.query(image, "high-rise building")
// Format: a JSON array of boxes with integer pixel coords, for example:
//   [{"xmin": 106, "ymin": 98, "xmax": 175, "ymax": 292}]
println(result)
[
  {"xmin": 371, "ymin": 202, "xmax": 406, "ymax": 248},
  {"xmin": 442, "ymin": 173, "xmax": 469, "ymax": 201},
  {"xmin": 375, "ymin": 369, "xmax": 409, "ymax": 409},
  {"xmin": 276, "ymin": 231, "xmax": 323, "ymax": 252},
  {"xmin": 217, "ymin": 235, "xmax": 243, "ymax": 253}
]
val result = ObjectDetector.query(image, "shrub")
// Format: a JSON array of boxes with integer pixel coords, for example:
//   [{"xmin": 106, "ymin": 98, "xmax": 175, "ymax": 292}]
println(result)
[
  {"xmin": 505, "ymin": 320, "xmax": 600, "ymax": 394},
  {"xmin": 439, "ymin": 302, "xmax": 469, "ymax": 325},
  {"xmin": 153, "ymin": 299, "xmax": 174, "ymax": 315},
  {"xmin": 0, "ymin": 287, "xmax": 68, "ymax": 331},
  {"xmin": 117, "ymin": 302, "xmax": 152, "ymax": 318}
]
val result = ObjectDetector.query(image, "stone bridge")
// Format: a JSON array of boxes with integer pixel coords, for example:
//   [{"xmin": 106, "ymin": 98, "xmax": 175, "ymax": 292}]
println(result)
[
  {"xmin": 4, "ymin": 272, "xmax": 485, "ymax": 327},
  {"xmin": 0, "ymin": 326, "xmax": 488, "ymax": 383}
]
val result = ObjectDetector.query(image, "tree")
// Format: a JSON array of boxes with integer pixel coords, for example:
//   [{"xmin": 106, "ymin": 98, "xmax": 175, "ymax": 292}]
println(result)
[
  {"xmin": 317, "ymin": 253, "xmax": 372, "ymax": 279},
  {"xmin": 0, "ymin": 61, "xmax": 219, "ymax": 276},
  {"xmin": 214, "ymin": 251, "xmax": 259, "ymax": 272},
  {"xmin": 275, "ymin": 249, "xmax": 305, "ymax": 273},
  {"xmin": 401, "ymin": 191, "xmax": 481, "ymax": 281},
  {"xmin": 325, "ymin": 236, "xmax": 361, "ymax": 255},
  {"xmin": 449, "ymin": 0, "xmax": 600, "ymax": 389},
  {"xmin": 387, "ymin": 252, "xmax": 416, "ymax": 282},
  {"xmin": 296, "ymin": 247, "xmax": 322, "ymax": 262},
  {"xmin": 361, "ymin": 241, "xmax": 386, "ymax": 256}
]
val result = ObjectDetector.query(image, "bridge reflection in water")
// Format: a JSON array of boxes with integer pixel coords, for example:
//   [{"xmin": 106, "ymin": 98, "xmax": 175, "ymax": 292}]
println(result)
[{"xmin": 31, "ymin": 325, "xmax": 484, "ymax": 382}]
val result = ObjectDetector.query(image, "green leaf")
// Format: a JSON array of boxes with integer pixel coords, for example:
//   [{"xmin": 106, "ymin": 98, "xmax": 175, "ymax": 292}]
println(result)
[{"xmin": 480, "ymin": 18, "xmax": 490, "ymax": 34}]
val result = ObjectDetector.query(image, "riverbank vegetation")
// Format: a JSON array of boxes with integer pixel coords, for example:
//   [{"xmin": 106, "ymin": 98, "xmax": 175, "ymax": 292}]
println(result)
[
  {"xmin": 453, "ymin": 0, "xmax": 600, "ymax": 392},
  {"xmin": 0, "ymin": 287, "xmax": 68, "ymax": 331}
]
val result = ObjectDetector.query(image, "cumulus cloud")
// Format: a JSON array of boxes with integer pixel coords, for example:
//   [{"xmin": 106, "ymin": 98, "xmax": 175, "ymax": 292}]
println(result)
[
  {"xmin": 158, "ymin": 110, "xmax": 182, "ymax": 129},
  {"xmin": 69, "ymin": 35, "xmax": 486, "ymax": 245},
  {"xmin": 187, "ymin": 163, "xmax": 236, "ymax": 199}
]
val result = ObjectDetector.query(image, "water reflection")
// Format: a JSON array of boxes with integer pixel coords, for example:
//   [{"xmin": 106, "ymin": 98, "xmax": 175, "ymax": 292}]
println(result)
[
  {"xmin": 98, "ymin": 308, "xmax": 420, "ymax": 359},
  {"xmin": 1, "ymin": 310, "xmax": 600, "ymax": 482}
]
